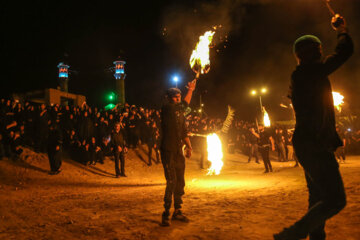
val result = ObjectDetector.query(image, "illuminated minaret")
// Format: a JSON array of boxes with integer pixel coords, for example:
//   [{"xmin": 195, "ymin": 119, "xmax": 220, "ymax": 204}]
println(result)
[
  {"xmin": 113, "ymin": 60, "xmax": 126, "ymax": 105},
  {"xmin": 57, "ymin": 62, "xmax": 70, "ymax": 92}
]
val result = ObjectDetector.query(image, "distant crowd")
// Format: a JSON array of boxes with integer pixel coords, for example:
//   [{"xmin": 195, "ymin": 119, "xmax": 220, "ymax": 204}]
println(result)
[{"xmin": 1, "ymin": 99, "xmax": 358, "ymax": 174}]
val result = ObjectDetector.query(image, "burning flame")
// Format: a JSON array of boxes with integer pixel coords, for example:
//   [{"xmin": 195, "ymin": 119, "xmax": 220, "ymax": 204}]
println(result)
[
  {"xmin": 189, "ymin": 30, "xmax": 215, "ymax": 75},
  {"xmin": 263, "ymin": 107, "xmax": 271, "ymax": 127},
  {"xmin": 332, "ymin": 92, "xmax": 344, "ymax": 112},
  {"xmin": 206, "ymin": 133, "xmax": 223, "ymax": 175}
]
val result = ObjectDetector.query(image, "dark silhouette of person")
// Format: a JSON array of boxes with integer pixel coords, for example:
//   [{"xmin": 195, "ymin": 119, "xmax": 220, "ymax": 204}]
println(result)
[
  {"xmin": 274, "ymin": 14, "xmax": 353, "ymax": 240},
  {"xmin": 47, "ymin": 123, "xmax": 63, "ymax": 175},
  {"xmin": 111, "ymin": 122, "xmax": 127, "ymax": 177}
]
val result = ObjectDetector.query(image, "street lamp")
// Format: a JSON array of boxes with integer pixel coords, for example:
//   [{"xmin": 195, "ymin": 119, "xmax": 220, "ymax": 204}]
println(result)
[
  {"xmin": 250, "ymin": 87, "xmax": 267, "ymax": 112},
  {"xmin": 172, "ymin": 75, "xmax": 179, "ymax": 88}
]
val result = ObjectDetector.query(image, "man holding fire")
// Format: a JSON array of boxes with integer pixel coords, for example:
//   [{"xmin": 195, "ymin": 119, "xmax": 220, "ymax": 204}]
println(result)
[
  {"xmin": 160, "ymin": 79, "xmax": 196, "ymax": 226},
  {"xmin": 274, "ymin": 13, "xmax": 353, "ymax": 240}
]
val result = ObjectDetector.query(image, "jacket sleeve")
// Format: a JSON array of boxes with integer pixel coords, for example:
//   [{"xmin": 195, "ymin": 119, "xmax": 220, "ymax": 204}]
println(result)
[{"xmin": 323, "ymin": 33, "xmax": 354, "ymax": 75}]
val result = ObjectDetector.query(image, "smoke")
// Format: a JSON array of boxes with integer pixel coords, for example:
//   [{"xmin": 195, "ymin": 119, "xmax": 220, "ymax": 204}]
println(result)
[
  {"xmin": 160, "ymin": 0, "xmax": 360, "ymax": 119},
  {"xmin": 161, "ymin": 0, "xmax": 270, "ymax": 61}
]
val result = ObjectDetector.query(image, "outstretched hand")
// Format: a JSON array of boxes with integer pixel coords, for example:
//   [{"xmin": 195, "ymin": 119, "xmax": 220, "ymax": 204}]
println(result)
[{"xmin": 186, "ymin": 79, "xmax": 197, "ymax": 91}]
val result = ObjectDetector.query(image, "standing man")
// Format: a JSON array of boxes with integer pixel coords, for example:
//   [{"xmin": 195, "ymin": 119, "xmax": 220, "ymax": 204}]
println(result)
[
  {"xmin": 111, "ymin": 122, "xmax": 127, "ymax": 177},
  {"xmin": 251, "ymin": 125, "xmax": 275, "ymax": 173},
  {"xmin": 47, "ymin": 123, "xmax": 63, "ymax": 175},
  {"xmin": 160, "ymin": 79, "xmax": 196, "ymax": 226},
  {"xmin": 274, "ymin": 14, "xmax": 353, "ymax": 240},
  {"xmin": 247, "ymin": 127, "xmax": 260, "ymax": 164}
]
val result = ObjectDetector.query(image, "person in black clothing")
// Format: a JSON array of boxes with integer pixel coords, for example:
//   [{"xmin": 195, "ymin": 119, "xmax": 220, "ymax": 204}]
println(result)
[
  {"xmin": 144, "ymin": 119, "xmax": 160, "ymax": 166},
  {"xmin": 88, "ymin": 136, "xmax": 101, "ymax": 165},
  {"xmin": 47, "ymin": 123, "xmax": 63, "ymax": 175},
  {"xmin": 111, "ymin": 122, "xmax": 127, "ymax": 177},
  {"xmin": 35, "ymin": 104, "xmax": 49, "ymax": 153},
  {"xmin": 68, "ymin": 129, "xmax": 81, "ymax": 160},
  {"xmin": 247, "ymin": 127, "xmax": 260, "ymax": 163},
  {"xmin": 275, "ymin": 128, "xmax": 287, "ymax": 162},
  {"xmin": 274, "ymin": 15, "xmax": 353, "ymax": 240},
  {"xmin": 78, "ymin": 111, "xmax": 94, "ymax": 143},
  {"xmin": 160, "ymin": 79, "xmax": 196, "ymax": 226},
  {"xmin": 0, "ymin": 133, "xmax": 4, "ymax": 160},
  {"xmin": 251, "ymin": 125, "xmax": 275, "ymax": 173},
  {"xmin": 11, "ymin": 131, "xmax": 23, "ymax": 160}
]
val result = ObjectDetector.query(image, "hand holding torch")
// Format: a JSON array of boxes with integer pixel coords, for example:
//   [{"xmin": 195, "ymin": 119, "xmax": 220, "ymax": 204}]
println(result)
[{"xmin": 323, "ymin": 0, "xmax": 346, "ymax": 30}]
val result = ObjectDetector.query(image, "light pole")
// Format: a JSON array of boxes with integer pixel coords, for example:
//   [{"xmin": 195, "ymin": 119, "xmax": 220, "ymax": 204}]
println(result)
[{"xmin": 251, "ymin": 87, "xmax": 267, "ymax": 112}]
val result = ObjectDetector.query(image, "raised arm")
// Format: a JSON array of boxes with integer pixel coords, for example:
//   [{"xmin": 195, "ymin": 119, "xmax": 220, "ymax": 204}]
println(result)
[
  {"xmin": 183, "ymin": 79, "xmax": 197, "ymax": 105},
  {"xmin": 323, "ymin": 15, "xmax": 354, "ymax": 75}
]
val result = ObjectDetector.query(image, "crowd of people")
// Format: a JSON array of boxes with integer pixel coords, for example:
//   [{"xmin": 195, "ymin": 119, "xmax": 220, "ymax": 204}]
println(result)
[
  {"xmin": 0, "ymin": 98, "xmax": 358, "ymax": 175},
  {"xmin": 0, "ymin": 99, "xmax": 162, "ymax": 176}
]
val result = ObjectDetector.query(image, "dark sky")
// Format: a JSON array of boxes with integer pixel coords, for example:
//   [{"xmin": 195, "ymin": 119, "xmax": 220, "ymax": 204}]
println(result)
[{"xmin": 2, "ymin": 0, "xmax": 360, "ymax": 120}]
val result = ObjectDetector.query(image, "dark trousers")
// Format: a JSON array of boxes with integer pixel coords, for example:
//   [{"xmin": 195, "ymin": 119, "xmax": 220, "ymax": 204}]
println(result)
[
  {"xmin": 0, "ymin": 143, "xmax": 4, "ymax": 159},
  {"xmin": 147, "ymin": 143, "xmax": 160, "ymax": 165},
  {"xmin": 35, "ymin": 131, "xmax": 47, "ymax": 153},
  {"xmin": 292, "ymin": 141, "xmax": 346, "ymax": 240},
  {"xmin": 161, "ymin": 150, "xmax": 185, "ymax": 211},
  {"xmin": 277, "ymin": 142, "xmax": 287, "ymax": 161},
  {"xmin": 248, "ymin": 143, "xmax": 259, "ymax": 162},
  {"xmin": 114, "ymin": 151, "xmax": 125, "ymax": 176},
  {"xmin": 48, "ymin": 149, "xmax": 62, "ymax": 172},
  {"xmin": 97, "ymin": 151, "xmax": 104, "ymax": 163},
  {"xmin": 259, "ymin": 145, "xmax": 272, "ymax": 171},
  {"xmin": 335, "ymin": 146, "xmax": 345, "ymax": 161}
]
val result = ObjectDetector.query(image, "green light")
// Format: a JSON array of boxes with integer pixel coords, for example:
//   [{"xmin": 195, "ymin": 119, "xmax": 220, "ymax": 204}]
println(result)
[
  {"xmin": 105, "ymin": 103, "xmax": 116, "ymax": 110},
  {"xmin": 107, "ymin": 92, "xmax": 116, "ymax": 102}
]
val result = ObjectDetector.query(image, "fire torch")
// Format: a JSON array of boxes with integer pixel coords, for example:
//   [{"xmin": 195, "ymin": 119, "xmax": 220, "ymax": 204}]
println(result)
[
  {"xmin": 323, "ymin": 0, "xmax": 345, "ymax": 29},
  {"xmin": 189, "ymin": 30, "xmax": 215, "ymax": 80}
]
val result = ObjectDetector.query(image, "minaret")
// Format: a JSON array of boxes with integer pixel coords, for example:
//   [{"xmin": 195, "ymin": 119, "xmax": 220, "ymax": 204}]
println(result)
[
  {"xmin": 57, "ymin": 62, "xmax": 69, "ymax": 92},
  {"xmin": 113, "ymin": 60, "xmax": 126, "ymax": 105}
]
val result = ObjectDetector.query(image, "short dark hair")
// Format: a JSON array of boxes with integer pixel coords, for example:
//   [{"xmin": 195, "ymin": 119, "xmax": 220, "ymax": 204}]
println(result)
[
  {"xmin": 166, "ymin": 88, "xmax": 181, "ymax": 98},
  {"xmin": 293, "ymin": 35, "xmax": 322, "ymax": 62}
]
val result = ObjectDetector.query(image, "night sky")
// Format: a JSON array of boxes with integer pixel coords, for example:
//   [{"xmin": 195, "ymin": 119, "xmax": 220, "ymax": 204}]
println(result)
[{"xmin": 2, "ymin": 0, "xmax": 360, "ymax": 120}]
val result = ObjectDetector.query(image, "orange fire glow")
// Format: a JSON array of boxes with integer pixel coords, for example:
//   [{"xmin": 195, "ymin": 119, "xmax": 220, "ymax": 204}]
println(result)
[
  {"xmin": 189, "ymin": 30, "xmax": 215, "ymax": 76},
  {"xmin": 206, "ymin": 133, "xmax": 223, "ymax": 175},
  {"xmin": 332, "ymin": 92, "xmax": 344, "ymax": 112}
]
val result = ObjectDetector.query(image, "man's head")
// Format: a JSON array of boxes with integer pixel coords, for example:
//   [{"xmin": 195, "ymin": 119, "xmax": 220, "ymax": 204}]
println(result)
[
  {"xmin": 115, "ymin": 122, "xmax": 121, "ymax": 132},
  {"xmin": 293, "ymin": 35, "xmax": 322, "ymax": 64},
  {"xmin": 166, "ymin": 88, "xmax": 181, "ymax": 104}
]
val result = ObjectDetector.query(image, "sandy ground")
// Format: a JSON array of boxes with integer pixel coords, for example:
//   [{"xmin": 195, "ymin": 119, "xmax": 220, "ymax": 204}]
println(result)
[{"xmin": 0, "ymin": 145, "xmax": 359, "ymax": 240}]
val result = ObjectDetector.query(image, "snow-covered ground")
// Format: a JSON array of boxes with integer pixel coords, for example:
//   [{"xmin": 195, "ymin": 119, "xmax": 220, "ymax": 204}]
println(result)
[{"xmin": 0, "ymin": 145, "xmax": 359, "ymax": 240}]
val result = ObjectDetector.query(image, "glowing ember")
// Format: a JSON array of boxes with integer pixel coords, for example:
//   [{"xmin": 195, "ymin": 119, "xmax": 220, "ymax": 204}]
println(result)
[
  {"xmin": 206, "ymin": 133, "xmax": 223, "ymax": 175},
  {"xmin": 189, "ymin": 30, "xmax": 215, "ymax": 76},
  {"xmin": 263, "ymin": 107, "xmax": 271, "ymax": 127},
  {"xmin": 332, "ymin": 92, "xmax": 344, "ymax": 112}
]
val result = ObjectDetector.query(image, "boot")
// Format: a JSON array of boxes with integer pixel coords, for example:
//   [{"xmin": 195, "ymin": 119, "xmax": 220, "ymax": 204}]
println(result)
[
  {"xmin": 172, "ymin": 209, "xmax": 189, "ymax": 223},
  {"xmin": 273, "ymin": 226, "xmax": 307, "ymax": 240},
  {"xmin": 161, "ymin": 211, "xmax": 170, "ymax": 226}
]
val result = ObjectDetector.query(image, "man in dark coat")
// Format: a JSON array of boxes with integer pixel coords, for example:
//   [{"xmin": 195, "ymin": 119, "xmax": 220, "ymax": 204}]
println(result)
[
  {"xmin": 111, "ymin": 122, "xmax": 127, "ymax": 177},
  {"xmin": 251, "ymin": 125, "xmax": 275, "ymax": 173},
  {"xmin": 35, "ymin": 104, "xmax": 49, "ymax": 153},
  {"xmin": 160, "ymin": 79, "xmax": 196, "ymax": 226},
  {"xmin": 47, "ymin": 123, "xmax": 63, "ymax": 175},
  {"xmin": 274, "ymin": 15, "xmax": 353, "ymax": 240}
]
